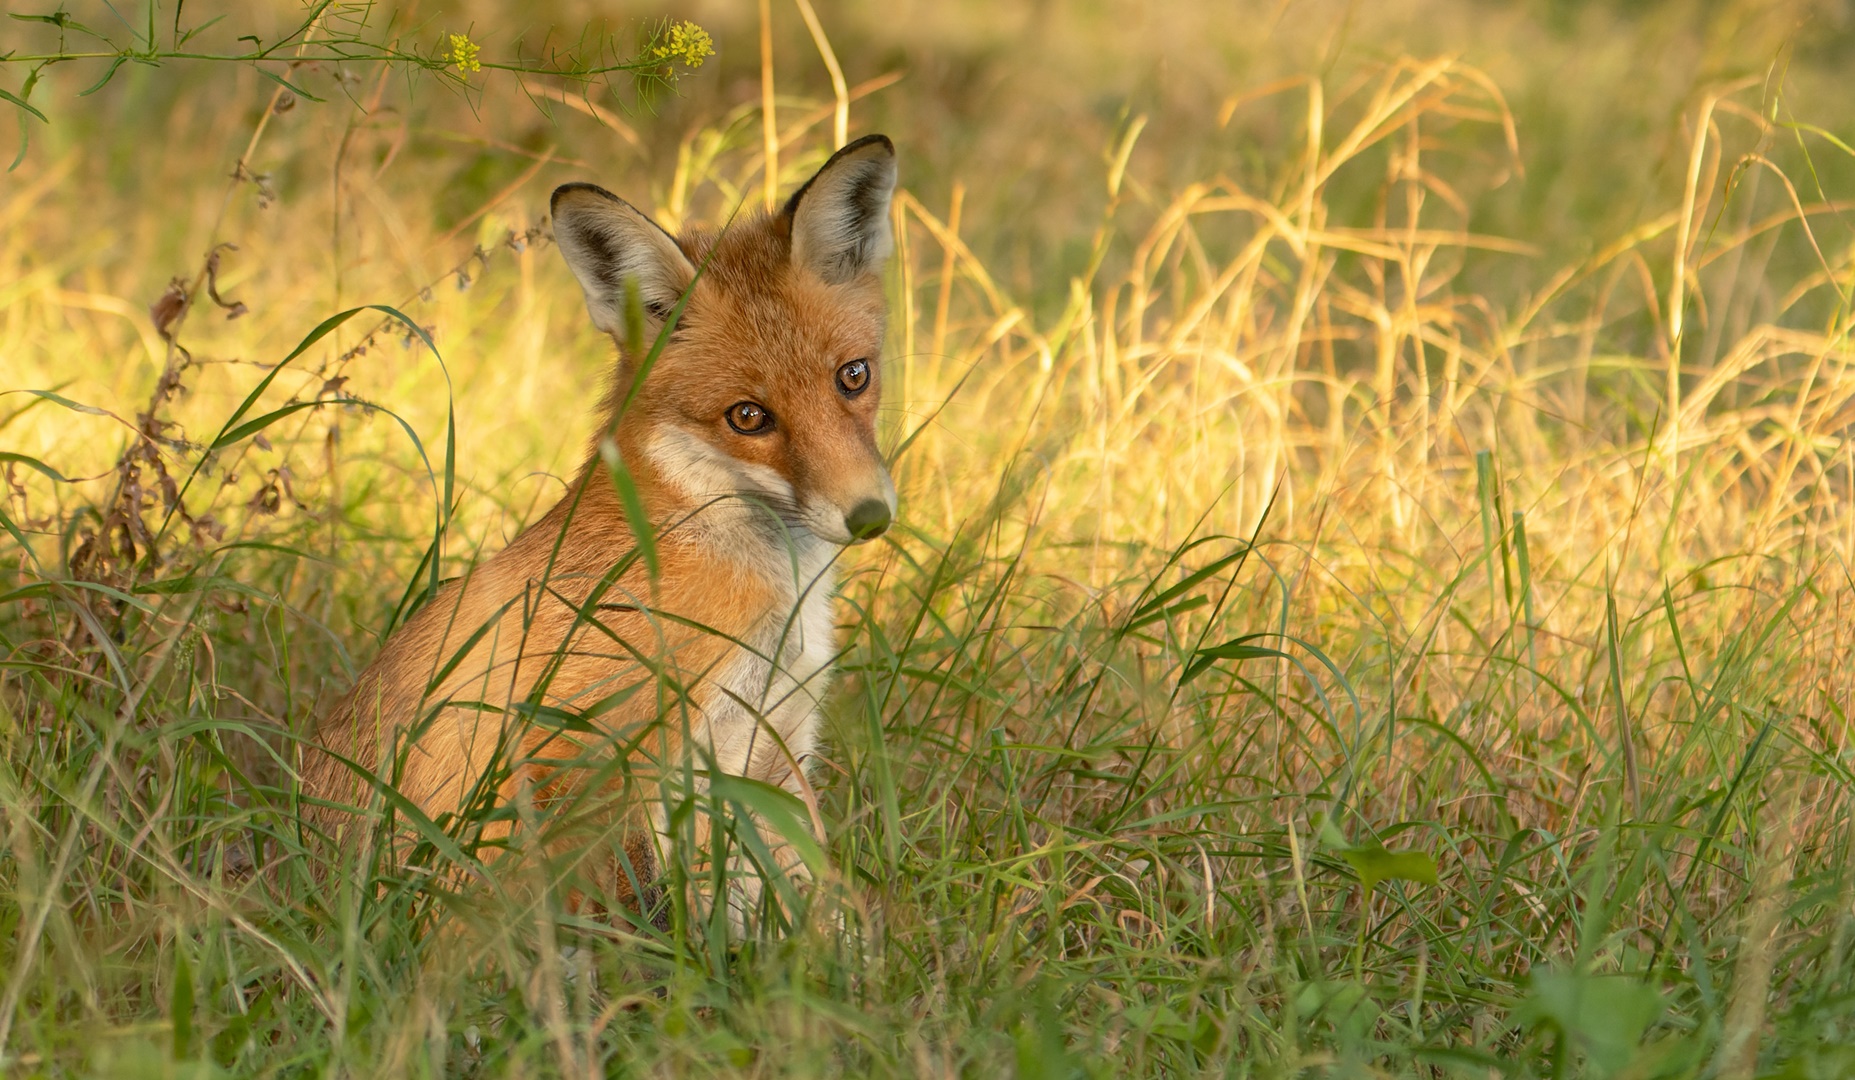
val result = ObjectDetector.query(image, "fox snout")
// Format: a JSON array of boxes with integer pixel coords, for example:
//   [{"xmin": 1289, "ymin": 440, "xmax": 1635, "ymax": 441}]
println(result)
[
  {"xmin": 802, "ymin": 466, "xmax": 896, "ymax": 546},
  {"xmin": 845, "ymin": 497, "xmax": 891, "ymax": 541}
]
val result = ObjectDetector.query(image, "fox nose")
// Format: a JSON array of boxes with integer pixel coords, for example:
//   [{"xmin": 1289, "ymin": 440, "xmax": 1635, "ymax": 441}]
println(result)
[{"xmin": 844, "ymin": 499, "xmax": 892, "ymax": 541}]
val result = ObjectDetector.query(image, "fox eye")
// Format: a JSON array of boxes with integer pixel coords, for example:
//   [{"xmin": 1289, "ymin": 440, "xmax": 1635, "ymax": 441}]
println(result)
[
  {"xmin": 836, "ymin": 358, "xmax": 871, "ymax": 397},
  {"xmin": 725, "ymin": 401, "xmax": 773, "ymax": 435}
]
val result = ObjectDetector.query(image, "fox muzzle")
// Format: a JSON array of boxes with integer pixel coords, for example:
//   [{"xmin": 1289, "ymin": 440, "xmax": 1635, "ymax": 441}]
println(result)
[{"xmin": 845, "ymin": 498, "xmax": 892, "ymax": 541}]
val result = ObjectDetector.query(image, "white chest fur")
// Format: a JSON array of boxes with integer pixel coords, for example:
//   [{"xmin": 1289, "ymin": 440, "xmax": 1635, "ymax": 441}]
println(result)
[
  {"xmin": 641, "ymin": 426, "xmax": 846, "ymax": 790},
  {"xmin": 697, "ymin": 547, "xmax": 839, "ymax": 791}
]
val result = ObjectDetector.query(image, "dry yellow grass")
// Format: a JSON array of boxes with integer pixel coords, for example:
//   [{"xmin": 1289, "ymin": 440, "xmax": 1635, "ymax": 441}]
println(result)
[{"xmin": 4, "ymin": 0, "xmax": 1855, "ymax": 1074}]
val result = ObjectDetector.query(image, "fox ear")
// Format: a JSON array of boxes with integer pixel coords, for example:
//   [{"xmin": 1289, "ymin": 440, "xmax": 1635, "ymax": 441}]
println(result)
[
  {"xmin": 783, "ymin": 134, "xmax": 897, "ymax": 284},
  {"xmin": 551, "ymin": 183, "xmax": 695, "ymax": 337}
]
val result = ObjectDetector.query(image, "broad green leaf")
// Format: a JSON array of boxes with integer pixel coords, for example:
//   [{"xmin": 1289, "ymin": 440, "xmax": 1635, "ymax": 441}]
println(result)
[
  {"xmin": 1517, "ymin": 970, "xmax": 1666, "ymax": 1078},
  {"xmin": 1315, "ymin": 812, "xmax": 1350, "ymax": 850},
  {"xmin": 1340, "ymin": 844, "xmax": 1438, "ymax": 895}
]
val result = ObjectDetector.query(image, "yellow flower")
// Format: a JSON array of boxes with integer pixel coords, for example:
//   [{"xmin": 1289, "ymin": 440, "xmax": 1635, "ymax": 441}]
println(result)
[
  {"xmin": 652, "ymin": 20, "xmax": 713, "ymax": 70},
  {"xmin": 445, "ymin": 32, "xmax": 481, "ymax": 76}
]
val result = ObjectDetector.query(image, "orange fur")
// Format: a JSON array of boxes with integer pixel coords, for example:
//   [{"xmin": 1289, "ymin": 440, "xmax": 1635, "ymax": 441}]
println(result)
[{"xmin": 301, "ymin": 137, "xmax": 901, "ymax": 919}]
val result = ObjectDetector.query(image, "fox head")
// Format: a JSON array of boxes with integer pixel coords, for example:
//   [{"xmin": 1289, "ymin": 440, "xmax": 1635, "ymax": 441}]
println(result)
[{"xmin": 551, "ymin": 135, "xmax": 898, "ymax": 548}]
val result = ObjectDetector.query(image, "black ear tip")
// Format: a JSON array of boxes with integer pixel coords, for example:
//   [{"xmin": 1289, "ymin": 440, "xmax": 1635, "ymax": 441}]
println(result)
[
  {"xmin": 777, "ymin": 135, "xmax": 899, "ymax": 224},
  {"xmin": 839, "ymin": 133, "xmax": 894, "ymax": 159},
  {"xmin": 551, "ymin": 182, "xmax": 621, "ymax": 214}
]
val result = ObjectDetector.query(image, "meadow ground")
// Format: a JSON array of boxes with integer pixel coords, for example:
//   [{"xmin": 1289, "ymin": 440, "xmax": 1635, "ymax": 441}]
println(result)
[{"xmin": 5, "ymin": 0, "xmax": 1855, "ymax": 1075}]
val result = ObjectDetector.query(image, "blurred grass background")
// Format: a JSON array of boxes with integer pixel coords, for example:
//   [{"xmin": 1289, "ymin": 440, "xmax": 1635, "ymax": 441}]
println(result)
[{"xmin": 5, "ymin": 0, "xmax": 1855, "ymax": 1075}]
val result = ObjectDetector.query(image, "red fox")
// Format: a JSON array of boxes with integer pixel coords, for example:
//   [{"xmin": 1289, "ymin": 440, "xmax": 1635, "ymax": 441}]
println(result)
[{"xmin": 301, "ymin": 135, "xmax": 899, "ymax": 925}]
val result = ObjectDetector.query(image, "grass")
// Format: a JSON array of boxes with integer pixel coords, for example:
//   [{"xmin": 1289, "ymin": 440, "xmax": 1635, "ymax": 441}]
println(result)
[{"xmin": 5, "ymin": 0, "xmax": 1855, "ymax": 1075}]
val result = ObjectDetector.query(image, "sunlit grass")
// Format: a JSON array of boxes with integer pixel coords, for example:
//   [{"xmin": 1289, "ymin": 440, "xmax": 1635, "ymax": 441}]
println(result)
[{"xmin": 5, "ymin": 1, "xmax": 1855, "ymax": 1076}]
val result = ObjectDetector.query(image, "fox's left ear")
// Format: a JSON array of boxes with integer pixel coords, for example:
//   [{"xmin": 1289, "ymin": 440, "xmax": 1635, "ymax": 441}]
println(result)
[{"xmin": 782, "ymin": 134, "xmax": 897, "ymax": 284}]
